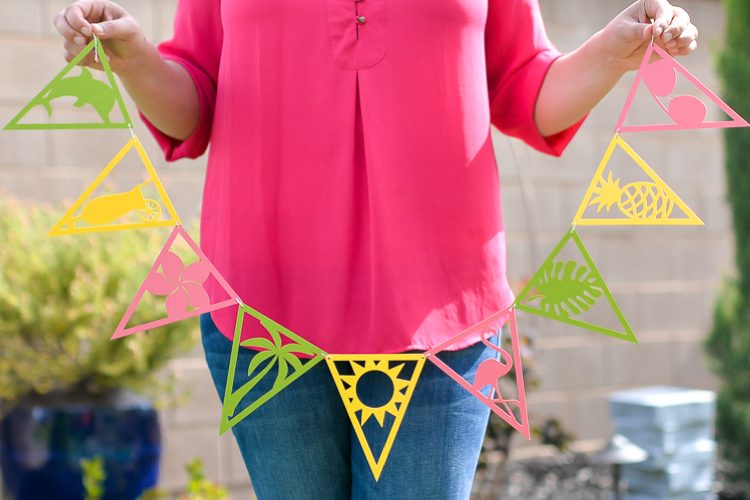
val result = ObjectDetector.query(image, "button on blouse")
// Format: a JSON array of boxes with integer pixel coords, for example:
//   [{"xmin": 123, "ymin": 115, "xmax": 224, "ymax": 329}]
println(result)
[{"xmin": 140, "ymin": 0, "xmax": 585, "ymax": 354}]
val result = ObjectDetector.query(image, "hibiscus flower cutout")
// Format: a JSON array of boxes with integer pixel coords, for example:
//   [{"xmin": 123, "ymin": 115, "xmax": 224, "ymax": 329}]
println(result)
[{"xmin": 144, "ymin": 251, "xmax": 211, "ymax": 317}]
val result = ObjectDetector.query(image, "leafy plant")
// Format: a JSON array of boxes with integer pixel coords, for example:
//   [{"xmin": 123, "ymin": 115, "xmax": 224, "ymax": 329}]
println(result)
[
  {"xmin": 81, "ymin": 457, "xmax": 105, "ymax": 500},
  {"xmin": 138, "ymin": 458, "xmax": 231, "ymax": 500},
  {"xmin": 705, "ymin": 0, "xmax": 750, "ymax": 489},
  {"xmin": 0, "ymin": 196, "xmax": 195, "ymax": 412}
]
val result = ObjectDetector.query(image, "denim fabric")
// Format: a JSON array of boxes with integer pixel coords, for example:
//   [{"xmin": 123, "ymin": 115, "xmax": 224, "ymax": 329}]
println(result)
[{"xmin": 200, "ymin": 313, "xmax": 497, "ymax": 499}]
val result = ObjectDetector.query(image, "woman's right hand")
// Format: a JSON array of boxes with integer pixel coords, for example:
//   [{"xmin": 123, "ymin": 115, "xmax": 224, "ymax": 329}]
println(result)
[{"xmin": 53, "ymin": 0, "xmax": 152, "ymax": 74}]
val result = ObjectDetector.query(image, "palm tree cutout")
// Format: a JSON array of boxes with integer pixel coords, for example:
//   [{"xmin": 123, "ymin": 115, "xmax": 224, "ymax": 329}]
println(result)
[
  {"xmin": 240, "ymin": 319, "xmax": 321, "ymax": 391},
  {"xmin": 473, "ymin": 336, "xmax": 521, "ymax": 426},
  {"xmin": 220, "ymin": 304, "xmax": 326, "ymax": 434},
  {"xmin": 514, "ymin": 229, "xmax": 637, "ymax": 342}
]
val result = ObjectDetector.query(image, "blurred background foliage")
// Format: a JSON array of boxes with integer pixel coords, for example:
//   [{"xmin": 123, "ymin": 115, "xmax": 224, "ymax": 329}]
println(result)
[
  {"xmin": 0, "ymin": 196, "xmax": 196, "ymax": 412},
  {"xmin": 706, "ymin": 0, "xmax": 750, "ymax": 491}
]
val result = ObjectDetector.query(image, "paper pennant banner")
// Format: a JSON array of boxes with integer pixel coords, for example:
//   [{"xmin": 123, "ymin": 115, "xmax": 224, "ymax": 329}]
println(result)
[
  {"xmin": 572, "ymin": 134, "xmax": 703, "ymax": 226},
  {"xmin": 5, "ymin": 38, "xmax": 132, "ymax": 130},
  {"xmin": 49, "ymin": 136, "xmax": 181, "ymax": 236},
  {"xmin": 426, "ymin": 308, "xmax": 530, "ymax": 439},
  {"xmin": 326, "ymin": 354, "xmax": 425, "ymax": 481},
  {"xmin": 111, "ymin": 225, "xmax": 239, "ymax": 339},
  {"xmin": 220, "ymin": 304, "xmax": 327, "ymax": 434},
  {"xmin": 615, "ymin": 42, "xmax": 748, "ymax": 133},
  {"xmin": 514, "ymin": 229, "xmax": 638, "ymax": 343}
]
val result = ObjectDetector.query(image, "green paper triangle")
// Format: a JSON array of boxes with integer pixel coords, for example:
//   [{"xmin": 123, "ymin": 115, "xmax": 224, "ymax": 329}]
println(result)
[
  {"xmin": 514, "ymin": 229, "xmax": 638, "ymax": 343},
  {"xmin": 220, "ymin": 304, "xmax": 327, "ymax": 434},
  {"xmin": 5, "ymin": 39, "xmax": 132, "ymax": 130}
]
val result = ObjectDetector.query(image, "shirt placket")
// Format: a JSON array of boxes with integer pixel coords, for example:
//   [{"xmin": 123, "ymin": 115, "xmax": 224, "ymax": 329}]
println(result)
[{"xmin": 326, "ymin": 0, "xmax": 386, "ymax": 70}]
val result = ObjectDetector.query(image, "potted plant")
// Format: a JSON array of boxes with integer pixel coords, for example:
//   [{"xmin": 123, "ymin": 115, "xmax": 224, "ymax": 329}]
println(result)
[{"xmin": 0, "ymin": 196, "xmax": 196, "ymax": 499}]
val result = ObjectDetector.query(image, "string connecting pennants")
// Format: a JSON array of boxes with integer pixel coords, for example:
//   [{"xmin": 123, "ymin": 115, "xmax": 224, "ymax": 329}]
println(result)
[{"xmin": 5, "ymin": 34, "xmax": 748, "ymax": 482}]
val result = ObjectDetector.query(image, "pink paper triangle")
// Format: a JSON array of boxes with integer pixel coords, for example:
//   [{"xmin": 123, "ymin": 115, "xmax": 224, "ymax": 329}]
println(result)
[
  {"xmin": 426, "ymin": 307, "xmax": 530, "ymax": 439},
  {"xmin": 112, "ymin": 225, "xmax": 240, "ymax": 339},
  {"xmin": 615, "ymin": 43, "xmax": 748, "ymax": 133}
]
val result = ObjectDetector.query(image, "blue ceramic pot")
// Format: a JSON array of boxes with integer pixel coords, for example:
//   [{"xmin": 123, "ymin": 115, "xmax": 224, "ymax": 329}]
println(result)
[{"xmin": 1, "ymin": 389, "xmax": 161, "ymax": 500}]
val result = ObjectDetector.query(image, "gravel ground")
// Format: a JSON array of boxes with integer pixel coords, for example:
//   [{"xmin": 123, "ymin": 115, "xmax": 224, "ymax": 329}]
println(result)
[
  {"xmin": 472, "ymin": 453, "xmax": 750, "ymax": 499},
  {"xmin": 473, "ymin": 453, "xmax": 615, "ymax": 500}
]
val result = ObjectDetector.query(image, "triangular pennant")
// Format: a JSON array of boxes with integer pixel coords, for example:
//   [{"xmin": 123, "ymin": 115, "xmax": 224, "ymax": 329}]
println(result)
[
  {"xmin": 573, "ymin": 134, "xmax": 703, "ymax": 226},
  {"xmin": 426, "ymin": 308, "xmax": 530, "ymax": 439},
  {"xmin": 5, "ymin": 38, "xmax": 132, "ymax": 130},
  {"xmin": 111, "ymin": 225, "xmax": 239, "ymax": 339},
  {"xmin": 49, "ymin": 136, "xmax": 181, "ymax": 235},
  {"xmin": 514, "ymin": 229, "xmax": 638, "ymax": 343},
  {"xmin": 220, "ymin": 304, "xmax": 327, "ymax": 434},
  {"xmin": 326, "ymin": 354, "xmax": 425, "ymax": 481},
  {"xmin": 615, "ymin": 42, "xmax": 748, "ymax": 133}
]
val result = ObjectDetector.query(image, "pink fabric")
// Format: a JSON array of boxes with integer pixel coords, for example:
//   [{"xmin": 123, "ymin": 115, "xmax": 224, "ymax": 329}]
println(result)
[{"xmin": 140, "ymin": 0, "xmax": 585, "ymax": 354}]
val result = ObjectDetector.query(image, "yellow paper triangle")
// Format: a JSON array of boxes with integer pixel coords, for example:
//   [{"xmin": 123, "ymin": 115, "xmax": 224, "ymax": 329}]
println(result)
[
  {"xmin": 49, "ymin": 136, "xmax": 181, "ymax": 236},
  {"xmin": 326, "ymin": 354, "xmax": 425, "ymax": 481},
  {"xmin": 572, "ymin": 134, "xmax": 703, "ymax": 226}
]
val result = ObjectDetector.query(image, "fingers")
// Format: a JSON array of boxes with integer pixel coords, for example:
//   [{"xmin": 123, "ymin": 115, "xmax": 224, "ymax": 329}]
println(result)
[
  {"xmin": 90, "ymin": 16, "xmax": 139, "ymax": 41},
  {"xmin": 646, "ymin": 0, "xmax": 673, "ymax": 38},
  {"xmin": 665, "ymin": 23, "xmax": 699, "ymax": 55},
  {"xmin": 662, "ymin": 6, "xmax": 690, "ymax": 43}
]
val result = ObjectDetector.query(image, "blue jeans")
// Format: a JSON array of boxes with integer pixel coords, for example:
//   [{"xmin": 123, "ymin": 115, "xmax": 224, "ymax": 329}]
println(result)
[{"xmin": 200, "ymin": 312, "xmax": 496, "ymax": 499}]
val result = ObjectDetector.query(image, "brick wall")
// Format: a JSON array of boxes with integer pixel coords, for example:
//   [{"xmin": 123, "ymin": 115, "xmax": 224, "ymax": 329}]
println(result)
[{"xmin": 0, "ymin": 0, "xmax": 725, "ymax": 495}]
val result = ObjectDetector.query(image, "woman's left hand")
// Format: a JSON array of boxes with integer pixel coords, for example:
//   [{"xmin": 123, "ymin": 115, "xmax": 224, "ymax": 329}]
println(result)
[{"xmin": 601, "ymin": 0, "xmax": 698, "ymax": 72}]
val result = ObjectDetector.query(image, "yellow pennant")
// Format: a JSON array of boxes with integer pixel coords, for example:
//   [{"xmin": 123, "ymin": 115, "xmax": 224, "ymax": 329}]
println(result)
[
  {"xmin": 49, "ymin": 136, "xmax": 181, "ymax": 236},
  {"xmin": 326, "ymin": 354, "xmax": 425, "ymax": 481},
  {"xmin": 572, "ymin": 134, "xmax": 703, "ymax": 226}
]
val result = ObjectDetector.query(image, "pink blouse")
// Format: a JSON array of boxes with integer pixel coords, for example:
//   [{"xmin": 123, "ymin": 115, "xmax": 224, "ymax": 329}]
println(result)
[{"xmin": 141, "ymin": 0, "xmax": 584, "ymax": 353}]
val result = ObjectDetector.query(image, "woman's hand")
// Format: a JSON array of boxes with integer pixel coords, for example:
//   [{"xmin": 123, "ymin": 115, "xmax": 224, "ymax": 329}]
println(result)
[
  {"xmin": 600, "ymin": 0, "xmax": 699, "ymax": 73},
  {"xmin": 53, "ymin": 0, "xmax": 151, "ymax": 74}
]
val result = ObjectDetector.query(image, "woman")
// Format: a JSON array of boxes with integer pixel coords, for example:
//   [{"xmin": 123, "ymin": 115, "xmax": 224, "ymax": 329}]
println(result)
[{"xmin": 54, "ymin": 0, "xmax": 697, "ymax": 498}]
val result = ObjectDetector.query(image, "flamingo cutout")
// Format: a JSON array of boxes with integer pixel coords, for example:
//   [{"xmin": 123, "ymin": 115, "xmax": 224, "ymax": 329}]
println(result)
[
  {"xmin": 426, "ymin": 308, "xmax": 530, "ymax": 438},
  {"xmin": 473, "ymin": 336, "xmax": 521, "ymax": 424}
]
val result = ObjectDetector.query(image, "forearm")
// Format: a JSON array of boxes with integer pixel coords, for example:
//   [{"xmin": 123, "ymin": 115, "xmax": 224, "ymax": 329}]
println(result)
[
  {"xmin": 117, "ymin": 44, "xmax": 199, "ymax": 141},
  {"xmin": 535, "ymin": 30, "xmax": 627, "ymax": 137}
]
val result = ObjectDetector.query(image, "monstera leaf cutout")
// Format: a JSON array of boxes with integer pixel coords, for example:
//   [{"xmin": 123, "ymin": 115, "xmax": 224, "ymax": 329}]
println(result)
[
  {"xmin": 515, "ymin": 230, "xmax": 637, "ymax": 343},
  {"xmin": 526, "ymin": 259, "xmax": 604, "ymax": 319}
]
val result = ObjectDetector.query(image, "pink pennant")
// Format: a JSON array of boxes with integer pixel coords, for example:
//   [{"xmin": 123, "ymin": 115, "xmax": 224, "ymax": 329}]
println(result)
[
  {"xmin": 426, "ymin": 307, "xmax": 530, "ymax": 439},
  {"xmin": 615, "ymin": 43, "xmax": 748, "ymax": 133},
  {"xmin": 112, "ymin": 225, "xmax": 240, "ymax": 339}
]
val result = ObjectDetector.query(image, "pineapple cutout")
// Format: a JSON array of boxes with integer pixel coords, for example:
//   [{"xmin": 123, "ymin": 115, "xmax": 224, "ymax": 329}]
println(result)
[
  {"xmin": 112, "ymin": 225, "xmax": 240, "ymax": 339},
  {"xmin": 220, "ymin": 304, "xmax": 327, "ymax": 434},
  {"xmin": 615, "ymin": 42, "xmax": 748, "ymax": 133},
  {"xmin": 572, "ymin": 135, "xmax": 702, "ymax": 226},
  {"xmin": 426, "ymin": 308, "xmax": 530, "ymax": 439},
  {"xmin": 49, "ymin": 136, "xmax": 181, "ymax": 235},
  {"xmin": 326, "ymin": 354, "xmax": 425, "ymax": 481},
  {"xmin": 5, "ymin": 38, "xmax": 132, "ymax": 130},
  {"xmin": 514, "ymin": 229, "xmax": 637, "ymax": 343}
]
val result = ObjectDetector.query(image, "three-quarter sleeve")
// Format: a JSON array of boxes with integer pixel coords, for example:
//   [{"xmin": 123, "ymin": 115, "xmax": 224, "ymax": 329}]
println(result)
[
  {"xmin": 138, "ymin": 0, "xmax": 223, "ymax": 161},
  {"xmin": 485, "ymin": 0, "xmax": 584, "ymax": 157}
]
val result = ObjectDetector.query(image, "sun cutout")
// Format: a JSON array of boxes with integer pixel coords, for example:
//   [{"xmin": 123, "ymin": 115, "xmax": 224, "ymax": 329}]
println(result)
[{"xmin": 340, "ymin": 359, "xmax": 410, "ymax": 427}]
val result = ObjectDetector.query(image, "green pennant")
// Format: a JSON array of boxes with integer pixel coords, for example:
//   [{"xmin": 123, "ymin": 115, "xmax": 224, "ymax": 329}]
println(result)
[
  {"xmin": 220, "ymin": 304, "xmax": 327, "ymax": 434},
  {"xmin": 5, "ymin": 38, "xmax": 132, "ymax": 130},
  {"xmin": 514, "ymin": 229, "xmax": 638, "ymax": 343}
]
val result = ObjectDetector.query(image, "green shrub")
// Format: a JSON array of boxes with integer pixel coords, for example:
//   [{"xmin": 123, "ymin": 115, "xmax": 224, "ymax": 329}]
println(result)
[
  {"xmin": 705, "ymin": 0, "xmax": 750, "ymax": 485},
  {"xmin": 0, "ymin": 196, "xmax": 196, "ymax": 410}
]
